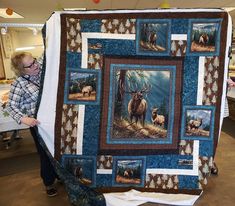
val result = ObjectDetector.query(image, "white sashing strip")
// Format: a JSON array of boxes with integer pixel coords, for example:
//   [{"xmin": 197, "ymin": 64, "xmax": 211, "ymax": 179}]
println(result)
[
  {"xmin": 171, "ymin": 34, "xmax": 187, "ymax": 41},
  {"xmin": 56, "ymin": 8, "xmax": 224, "ymax": 15},
  {"xmin": 197, "ymin": 57, "xmax": 205, "ymax": 105},
  {"xmin": 81, "ymin": 33, "xmax": 135, "ymax": 68},
  {"xmin": 76, "ymin": 105, "xmax": 85, "ymax": 155},
  {"xmin": 37, "ymin": 12, "xmax": 61, "ymax": 157},
  {"xmin": 80, "ymin": 32, "xmax": 200, "ymax": 176},
  {"xmin": 146, "ymin": 140, "xmax": 199, "ymax": 176},
  {"xmin": 77, "ymin": 33, "xmax": 135, "ymax": 154},
  {"xmin": 97, "ymin": 169, "xmax": 112, "ymax": 174}
]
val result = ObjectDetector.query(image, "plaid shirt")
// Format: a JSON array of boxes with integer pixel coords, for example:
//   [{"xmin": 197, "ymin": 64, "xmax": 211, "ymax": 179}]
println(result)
[{"xmin": 5, "ymin": 69, "xmax": 41, "ymax": 124}]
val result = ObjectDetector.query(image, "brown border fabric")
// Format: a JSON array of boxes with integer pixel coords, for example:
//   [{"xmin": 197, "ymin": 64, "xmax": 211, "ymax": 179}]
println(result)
[
  {"xmin": 54, "ymin": 11, "xmax": 229, "ymax": 159},
  {"xmin": 96, "ymin": 187, "xmax": 202, "ymax": 195},
  {"xmin": 99, "ymin": 57, "xmax": 183, "ymax": 155}
]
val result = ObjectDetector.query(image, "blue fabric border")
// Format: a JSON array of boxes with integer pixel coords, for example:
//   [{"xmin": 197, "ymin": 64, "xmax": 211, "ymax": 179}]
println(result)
[
  {"xmin": 178, "ymin": 175, "xmax": 199, "ymax": 189},
  {"xmin": 83, "ymin": 105, "xmax": 100, "ymax": 156},
  {"xmin": 106, "ymin": 64, "xmax": 176, "ymax": 145},
  {"xmin": 66, "ymin": 52, "xmax": 82, "ymax": 68},
  {"xmin": 199, "ymin": 141, "xmax": 214, "ymax": 156},
  {"xmin": 81, "ymin": 19, "xmax": 102, "ymax": 33},
  {"xmin": 146, "ymin": 155, "xmax": 193, "ymax": 170},
  {"xmin": 96, "ymin": 174, "xmax": 113, "ymax": 187},
  {"xmin": 88, "ymin": 39, "xmax": 136, "ymax": 56},
  {"xmin": 182, "ymin": 56, "xmax": 199, "ymax": 105},
  {"xmin": 171, "ymin": 19, "xmax": 189, "ymax": 34}
]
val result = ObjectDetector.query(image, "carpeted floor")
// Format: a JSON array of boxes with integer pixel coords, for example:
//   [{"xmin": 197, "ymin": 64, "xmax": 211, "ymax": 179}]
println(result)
[
  {"xmin": 0, "ymin": 153, "xmax": 39, "ymax": 176},
  {"xmin": 0, "ymin": 129, "xmax": 37, "ymax": 159},
  {"xmin": 221, "ymin": 117, "xmax": 235, "ymax": 138},
  {"xmin": 0, "ymin": 129, "xmax": 39, "ymax": 176}
]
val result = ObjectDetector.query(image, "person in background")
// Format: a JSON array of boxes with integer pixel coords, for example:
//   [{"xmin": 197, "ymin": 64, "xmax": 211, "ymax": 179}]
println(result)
[
  {"xmin": 211, "ymin": 77, "xmax": 235, "ymax": 175},
  {"xmin": 5, "ymin": 52, "xmax": 58, "ymax": 197}
]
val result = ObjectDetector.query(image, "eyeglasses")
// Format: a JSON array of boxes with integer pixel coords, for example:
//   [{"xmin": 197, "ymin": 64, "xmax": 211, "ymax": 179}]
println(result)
[{"xmin": 23, "ymin": 58, "xmax": 37, "ymax": 69}]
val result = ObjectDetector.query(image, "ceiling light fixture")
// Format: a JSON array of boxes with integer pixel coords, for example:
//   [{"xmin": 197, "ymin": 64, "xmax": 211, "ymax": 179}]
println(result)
[
  {"xmin": 93, "ymin": 0, "xmax": 101, "ymax": 4},
  {"xmin": 0, "ymin": 23, "xmax": 43, "ymax": 29},
  {"xmin": 6, "ymin": 8, "xmax": 13, "ymax": 16},
  {"xmin": 0, "ymin": 8, "xmax": 24, "ymax": 18},
  {"xmin": 15, "ymin": 46, "xmax": 35, "ymax": 51},
  {"xmin": 160, "ymin": 0, "xmax": 170, "ymax": 8}
]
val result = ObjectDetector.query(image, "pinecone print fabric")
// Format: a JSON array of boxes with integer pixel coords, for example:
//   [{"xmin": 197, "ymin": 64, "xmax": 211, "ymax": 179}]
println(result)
[
  {"xmin": 203, "ymin": 56, "xmax": 219, "ymax": 105},
  {"xmin": 61, "ymin": 104, "xmax": 79, "ymax": 155},
  {"xmin": 97, "ymin": 155, "xmax": 113, "ymax": 169},
  {"xmin": 88, "ymin": 53, "xmax": 103, "ymax": 69},
  {"xmin": 179, "ymin": 140, "xmax": 194, "ymax": 155},
  {"xmin": 198, "ymin": 156, "xmax": 213, "ymax": 189},
  {"xmin": 101, "ymin": 19, "xmax": 136, "ymax": 34},
  {"xmin": 145, "ymin": 174, "xmax": 179, "ymax": 190},
  {"xmin": 171, "ymin": 40, "xmax": 187, "ymax": 56},
  {"xmin": 66, "ymin": 18, "xmax": 82, "ymax": 52}
]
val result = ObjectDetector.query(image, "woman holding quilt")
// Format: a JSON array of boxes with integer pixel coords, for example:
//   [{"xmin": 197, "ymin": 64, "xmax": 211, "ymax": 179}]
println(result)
[{"xmin": 5, "ymin": 52, "xmax": 58, "ymax": 197}]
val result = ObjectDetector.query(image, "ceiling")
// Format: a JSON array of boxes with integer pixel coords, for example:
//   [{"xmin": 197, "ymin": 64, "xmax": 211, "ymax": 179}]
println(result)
[{"xmin": 0, "ymin": 0, "xmax": 235, "ymax": 25}]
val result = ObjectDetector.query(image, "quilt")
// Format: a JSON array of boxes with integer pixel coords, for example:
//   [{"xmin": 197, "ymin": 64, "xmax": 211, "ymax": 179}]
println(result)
[{"xmin": 37, "ymin": 8, "xmax": 232, "ymax": 205}]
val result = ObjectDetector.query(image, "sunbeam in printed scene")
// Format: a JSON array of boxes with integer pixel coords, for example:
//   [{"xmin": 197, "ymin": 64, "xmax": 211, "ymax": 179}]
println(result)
[{"xmin": 111, "ymin": 66, "xmax": 173, "ymax": 140}]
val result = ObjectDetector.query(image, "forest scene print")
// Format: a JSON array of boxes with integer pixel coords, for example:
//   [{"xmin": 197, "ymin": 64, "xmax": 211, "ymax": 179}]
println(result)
[
  {"xmin": 185, "ymin": 109, "xmax": 212, "ymax": 137},
  {"xmin": 190, "ymin": 22, "xmax": 219, "ymax": 52},
  {"xmin": 68, "ymin": 71, "xmax": 97, "ymax": 101},
  {"xmin": 115, "ymin": 159, "xmax": 143, "ymax": 186},
  {"xmin": 138, "ymin": 21, "xmax": 169, "ymax": 53},
  {"xmin": 111, "ymin": 66, "xmax": 173, "ymax": 140}
]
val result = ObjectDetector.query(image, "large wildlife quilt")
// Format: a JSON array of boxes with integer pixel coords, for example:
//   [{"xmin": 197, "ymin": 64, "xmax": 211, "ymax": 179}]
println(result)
[{"xmin": 37, "ymin": 8, "xmax": 232, "ymax": 205}]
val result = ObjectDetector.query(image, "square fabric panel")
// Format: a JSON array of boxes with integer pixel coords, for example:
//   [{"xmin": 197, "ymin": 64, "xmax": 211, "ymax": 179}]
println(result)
[{"xmin": 37, "ymin": 9, "xmax": 232, "ymax": 204}]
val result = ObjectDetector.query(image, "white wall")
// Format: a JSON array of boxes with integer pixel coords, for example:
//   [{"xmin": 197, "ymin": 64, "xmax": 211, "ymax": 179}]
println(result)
[{"xmin": 0, "ymin": 28, "xmax": 44, "ymax": 79}]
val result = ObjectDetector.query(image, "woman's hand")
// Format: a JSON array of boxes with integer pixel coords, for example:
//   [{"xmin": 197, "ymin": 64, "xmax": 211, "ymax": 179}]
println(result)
[{"xmin": 20, "ymin": 117, "xmax": 40, "ymax": 127}]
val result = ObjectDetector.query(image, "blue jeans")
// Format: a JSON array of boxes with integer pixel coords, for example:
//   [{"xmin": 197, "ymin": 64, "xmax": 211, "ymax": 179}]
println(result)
[{"xmin": 30, "ymin": 127, "xmax": 57, "ymax": 186}]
